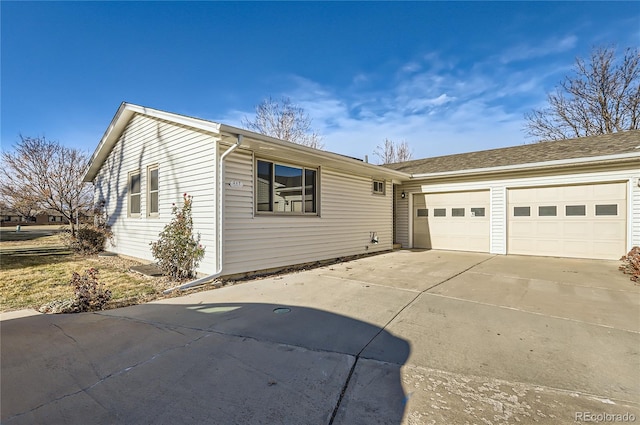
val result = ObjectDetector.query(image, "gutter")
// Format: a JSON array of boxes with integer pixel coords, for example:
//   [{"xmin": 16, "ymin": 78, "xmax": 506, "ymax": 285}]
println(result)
[{"xmin": 163, "ymin": 134, "xmax": 243, "ymax": 293}]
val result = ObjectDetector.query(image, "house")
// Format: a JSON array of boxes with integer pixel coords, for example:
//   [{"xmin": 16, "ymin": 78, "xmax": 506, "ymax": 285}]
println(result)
[
  {"xmin": 387, "ymin": 131, "xmax": 640, "ymax": 260},
  {"xmin": 83, "ymin": 102, "xmax": 640, "ymax": 280},
  {"xmin": 82, "ymin": 103, "xmax": 406, "ymax": 277}
]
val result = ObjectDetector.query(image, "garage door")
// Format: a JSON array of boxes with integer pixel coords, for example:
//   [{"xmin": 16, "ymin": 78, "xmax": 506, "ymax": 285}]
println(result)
[
  {"xmin": 508, "ymin": 182, "xmax": 627, "ymax": 260},
  {"xmin": 413, "ymin": 191, "xmax": 490, "ymax": 252}
]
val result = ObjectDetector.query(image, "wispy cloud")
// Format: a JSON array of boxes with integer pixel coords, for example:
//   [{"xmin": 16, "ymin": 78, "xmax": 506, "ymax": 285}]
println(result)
[{"xmin": 498, "ymin": 35, "xmax": 578, "ymax": 64}]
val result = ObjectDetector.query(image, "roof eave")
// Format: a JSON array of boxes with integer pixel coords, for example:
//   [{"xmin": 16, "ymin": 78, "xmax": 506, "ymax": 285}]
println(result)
[{"xmin": 409, "ymin": 151, "xmax": 640, "ymax": 180}]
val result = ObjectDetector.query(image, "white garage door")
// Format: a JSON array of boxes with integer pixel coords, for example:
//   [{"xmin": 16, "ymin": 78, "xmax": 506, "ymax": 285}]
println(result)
[
  {"xmin": 413, "ymin": 191, "xmax": 490, "ymax": 252},
  {"xmin": 508, "ymin": 182, "xmax": 627, "ymax": 260}
]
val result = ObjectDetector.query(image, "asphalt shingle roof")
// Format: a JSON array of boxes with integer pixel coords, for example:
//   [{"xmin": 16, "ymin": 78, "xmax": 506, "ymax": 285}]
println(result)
[{"xmin": 384, "ymin": 130, "xmax": 640, "ymax": 175}]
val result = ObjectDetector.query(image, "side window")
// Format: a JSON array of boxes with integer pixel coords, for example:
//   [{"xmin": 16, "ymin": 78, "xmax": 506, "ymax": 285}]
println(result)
[
  {"xmin": 471, "ymin": 207, "xmax": 485, "ymax": 217},
  {"xmin": 513, "ymin": 206, "xmax": 530, "ymax": 217},
  {"xmin": 372, "ymin": 180, "xmax": 385, "ymax": 195},
  {"xmin": 538, "ymin": 206, "xmax": 557, "ymax": 217},
  {"xmin": 148, "ymin": 165, "xmax": 159, "ymax": 216},
  {"xmin": 595, "ymin": 204, "xmax": 617, "ymax": 216},
  {"xmin": 566, "ymin": 205, "xmax": 586, "ymax": 216},
  {"xmin": 452, "ymin": 208, "xmax": 465, "ymax": 217},
  {"xmin": 129, "ymin": 170, "xmax": 141, "ymax": 217}
]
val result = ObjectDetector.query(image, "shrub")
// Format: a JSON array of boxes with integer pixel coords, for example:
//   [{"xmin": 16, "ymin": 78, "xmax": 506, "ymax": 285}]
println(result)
[
  {"xmin": 62, "ymin": 224, "xmax": 112, "ymax": 254},
  {"xmin": 70, "ymin": 268, "xmax": 112, "ymax": 312},
  {"xmin": 150, "ymin": 193, "xmax": 205, "ymax": 279},
  {"xmin": 619, "ymin": 246, "xmax": 640, "ymax": 282}
]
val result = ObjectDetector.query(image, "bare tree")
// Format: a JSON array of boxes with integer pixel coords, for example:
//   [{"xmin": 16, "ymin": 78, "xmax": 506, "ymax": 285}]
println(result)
[
  {"xmin": 524, "ymin": 46, "xmax": 640, "ymax": 141},
  {"xmin": 374, "ymin": 139, "xmax": 413, "ymax": 164},
  {"xmin": 0, "ymin": 136, "xmax": 93, "ymax": 236},
  {"xmin": 242, "ymin": 97, "xmax": 324, "ymax": 149}
]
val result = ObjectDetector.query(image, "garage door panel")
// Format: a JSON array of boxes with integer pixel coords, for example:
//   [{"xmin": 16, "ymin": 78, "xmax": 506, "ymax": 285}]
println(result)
[
  {"xmin": 413, "ymin": 191, "xmax": 489, "ymax": 252},
  {"xmin": 508, "ymin": 182, "xmax": 627, "ymax": 260}
]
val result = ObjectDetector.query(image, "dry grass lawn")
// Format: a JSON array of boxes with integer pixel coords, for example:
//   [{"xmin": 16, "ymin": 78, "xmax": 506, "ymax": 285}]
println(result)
[{"xmin": 0, "ymin": 229, "xmax": 176, "ymax": 312}]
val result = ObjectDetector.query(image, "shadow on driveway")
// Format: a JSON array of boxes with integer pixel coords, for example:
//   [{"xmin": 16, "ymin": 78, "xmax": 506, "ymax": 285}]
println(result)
[{"xmin": 1, "ymin": 302, "xmax": 410, "ymax": 425}]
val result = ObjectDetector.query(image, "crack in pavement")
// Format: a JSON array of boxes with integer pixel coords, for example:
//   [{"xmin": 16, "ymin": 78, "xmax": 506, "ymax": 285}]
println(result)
[
  {"xmin": 327, "ymin": 255, "xmax": 496, "ymax": 425},
  {"xmin": 5, "ymin": 332, "xmax": 212, "ymax": 423}
]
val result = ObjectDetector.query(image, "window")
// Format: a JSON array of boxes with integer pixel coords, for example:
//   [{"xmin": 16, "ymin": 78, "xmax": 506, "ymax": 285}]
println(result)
[
  {"xmin": 416, "ymin": 209, "xmax": 428, "ymax": 217},
  {"xmin": 433, "ymin": 208, "xmax": 446, "ymax": 217},
  {"xmin": 539, "ymin": 206, "xmax": 557, "ymax": 216},
  {"xmin": 452, "ymin": 208, "xmax": 465, "ymax": 217},
  {"xmin": 566, "ymin": 205, "xmax": 586, "ymax": 216},
  {"xmin": 148, "ymin": 165, "xmax": 159, "ymax": 216},
  {"xmin": 129, "ymin": 171, "xmax": 141, "ymax": 216},
  {"xmin": 372, "ymin": 180, "xmax": 385, "ymax": 195},
  {"xmin": 471, "ymin": 207, "xmax": 485, "ymax": 217},
  {"xmin": 256, "ymin": 160, "xmax": 317, "ymax": 214},
  {"xmin": 513, "ymin": 206, "xmax": 530, "ymax": 217},
  {"xmin": 595, "ymin": 204, "xmax": 617, "ymax": 216}
]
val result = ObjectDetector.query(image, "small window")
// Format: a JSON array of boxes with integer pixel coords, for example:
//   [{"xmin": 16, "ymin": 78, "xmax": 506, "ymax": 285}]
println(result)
[
  {"xmin": 539, "ymin": 206, "xmax": 557, "ymax": 217},
  {"xmin": 566, "ymin": 205, "xmax": 586, "ymax": 216},
  {"xmin": 148, "ymin": 165, "xmax": 159, "ymax": 216},
  {"xmin": 129, "ymin": 171, "xmax": 141, "ymax": 216},
  {"xmin": 452, "ymin": 208, "xmax": 465, "ymax": 217},
  {"xmin": 433, "ymin": 208, "xmax": 446, "ymax": 217},
  {"xmin": 470, "ymin": 207, "xmax": 485, "ymax": 217},
  {"xmin": 514, "ymin": 207, "xmax": 530, "ymax": 217},
  {"xmin": 416, "ymin": 209, "xmax": 428, "ymax": 217},
  {"xmin": 595, "ymin": 204, "xmax": 618, "ymax": 216},
  {"xmin": 373, "ymin": 180, "xmax": 385, "ymax": 195}
]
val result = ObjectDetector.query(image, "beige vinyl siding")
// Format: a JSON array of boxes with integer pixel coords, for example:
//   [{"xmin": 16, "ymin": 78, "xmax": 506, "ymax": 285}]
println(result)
[
  {"xmin": 490, "ymin": 187, "xmax": 507, "ymax": 254},
  {"xmin": 394, "ymin": 182, "xmax": 422, "ymax": 248},
  {"xmin": 222, "ymin": 149, "xmax": 393, "ymax": 275},
  {"xmin": 633, "ymin": 179, "xmax": 640, "ymax": 248},
  {"xmin": 93, "ymin": 113, "xmax": 219, "ymax": 273}
]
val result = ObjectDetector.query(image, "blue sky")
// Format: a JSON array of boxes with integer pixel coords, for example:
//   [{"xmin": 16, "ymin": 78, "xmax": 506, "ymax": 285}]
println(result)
[{"xmin": 2, "ymin": 2, "xmax": 639, "ymax": 161}]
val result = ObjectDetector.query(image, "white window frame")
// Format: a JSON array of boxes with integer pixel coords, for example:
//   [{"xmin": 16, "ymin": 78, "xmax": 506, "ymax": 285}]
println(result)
[
  {"xmin": 128, "ymin": 170, "xmax": 141, "ymax": 217},
  {"xmin": 255, "ymin": 158, "xmax": 319, "ymax": 216},
  {"xmin": 372, "ymin": 180, "xmax": 385, "ymax": 195},
  {"xmin": 147, "ymin": 165, "xmax": 159, "ymax": 217}
]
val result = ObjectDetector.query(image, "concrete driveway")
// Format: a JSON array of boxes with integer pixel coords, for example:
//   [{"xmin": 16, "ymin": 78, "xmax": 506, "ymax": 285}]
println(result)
[{"xmin": 2, "ymin": 251, "xmax": 639, "ymax": 424}]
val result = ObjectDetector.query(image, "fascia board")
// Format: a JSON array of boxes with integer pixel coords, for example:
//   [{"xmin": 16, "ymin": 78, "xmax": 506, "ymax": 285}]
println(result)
[
  {"xmin": 409, "ymin": 152, "xmax": 640, "ymax": 180},
  {"xmin": 219, "ymin": 124, "xmax": 410, "ymax": 180}
]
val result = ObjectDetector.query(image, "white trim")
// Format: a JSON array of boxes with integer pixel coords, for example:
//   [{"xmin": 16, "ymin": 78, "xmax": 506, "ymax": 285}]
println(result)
[
  {"xmin": 410, "ymin": 152, "xmax": 640, "ymax": 179},
  {"xmin": 408, "ymin": 192, "xmax": 414, "ymax": 248},
  {"xmin": 628, "ymin": 178, "xmax": 634, "ymax": 252}
]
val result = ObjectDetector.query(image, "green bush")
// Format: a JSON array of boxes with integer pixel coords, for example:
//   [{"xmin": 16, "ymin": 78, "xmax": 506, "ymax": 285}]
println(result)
[
  {"xmin": 150, "ymin": 193, "xmax": 205, "ymax": 279},
  {"xmin": 62, "ymin": 225, "xmax": 112, "ymax": 254}
]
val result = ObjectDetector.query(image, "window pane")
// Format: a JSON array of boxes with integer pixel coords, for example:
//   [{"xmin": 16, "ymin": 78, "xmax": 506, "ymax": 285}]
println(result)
[
  {"xmin": 150, "ymin": 168, "xmax": 158, "ymax": 191},
  {"xmin": 416, "ymin": 208, "xmax": 428, "ymax": 217},
  {"xmin": 434, "ymin": 208, "xmax": 446, "ymax": 217},
  {"xmin": 150, "ymin": 192, "xmax": 158, "ymax": 214},
  {"xmin": 566, "ymin": 205, "xmax": 585, "ymax": 216},
  {"xmin": 257, "ymin": 161, "xmax": 272, "ymax": 211},
  {"xmin": 471, "ymin": 207, "xmax": 485, "ymax": 217},
  {"xmin": 595, "ymin": 204, "xmax": 617, "ymax": 216},
  {"xmin": 274, "ymin": 164, "xmax": 303, "ymax": 212},
  {"xmin": 539, "ymin": 206, "xmax": 557, "ymax": 216},
  {"xmin": 452, "ymin": 208, "xmax": 465, "ymax": 217},
  {"xmin": 130, "ymin": 173, "xmax": 140, "ymax": 194},
  {"xmin": 304, "ymin": 169, "xmax": 316, "ymax": 213},
  {"xmin": 131, "ymin": 194, "xmax": 141, "ymax": 214},
  {"xmin": 514, "ymin": 206, "xmax": 530, "ymax": 217}
]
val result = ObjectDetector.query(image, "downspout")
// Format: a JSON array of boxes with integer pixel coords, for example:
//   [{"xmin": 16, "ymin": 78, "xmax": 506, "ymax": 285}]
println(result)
[{"xmin": 163, "ymin": 134, "xmax": 243, "ymax": 293}]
